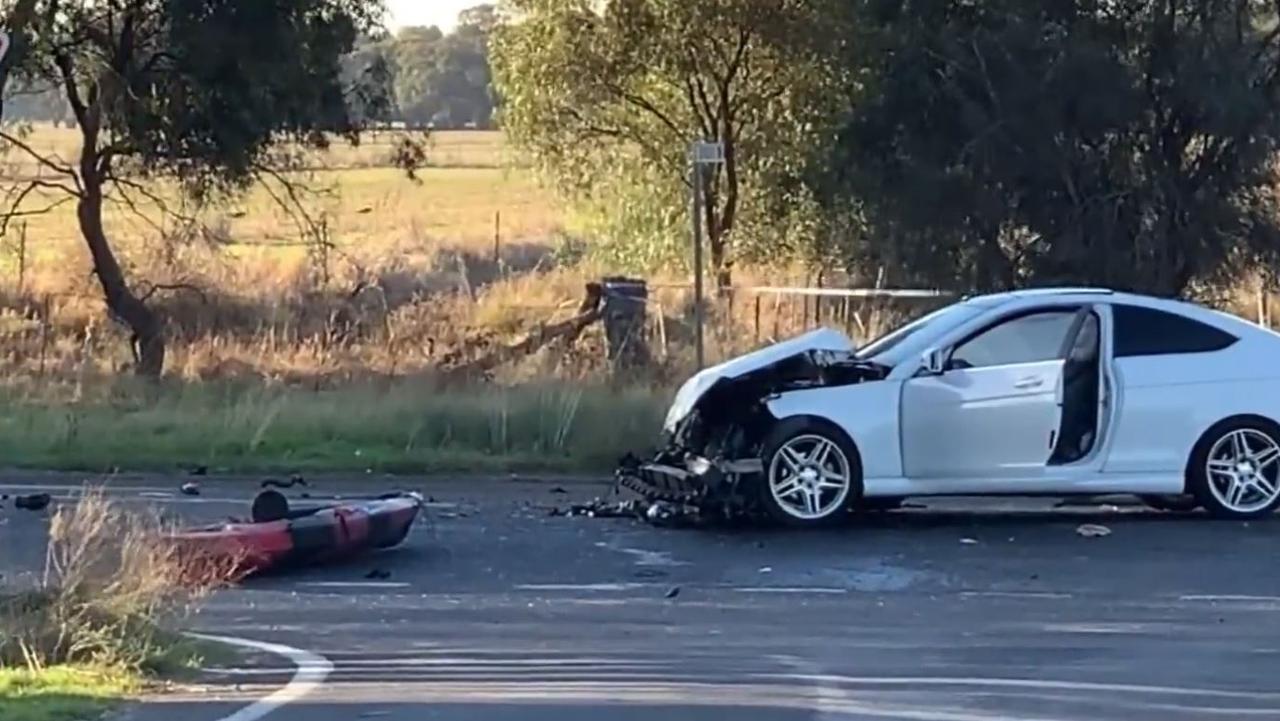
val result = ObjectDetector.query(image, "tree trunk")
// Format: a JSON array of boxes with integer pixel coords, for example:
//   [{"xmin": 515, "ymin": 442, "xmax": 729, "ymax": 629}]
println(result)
[
  {"xmin": 77, "ymin": 172, "xmax": 165, "ymax": 377},
  {"xmin": 703, "ymin": 173, "xmax": 733, "ymax": 291},
  {"xmin": 0, "ymin": 0, "xmax": 39, "ymax": 121}
]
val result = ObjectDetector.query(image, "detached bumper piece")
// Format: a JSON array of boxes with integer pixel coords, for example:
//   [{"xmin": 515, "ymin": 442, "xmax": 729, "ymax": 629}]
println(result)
[
  {"xmin": 617, "ymin": 462, "xmax": 708, "ymax": 503},
  {"xmin": 616, "ymin": 453, "xmax": 763, "ymax": 522},
  {"xmin": 167, "ymin": 491, "xmax": 424, "ymax": 580}
]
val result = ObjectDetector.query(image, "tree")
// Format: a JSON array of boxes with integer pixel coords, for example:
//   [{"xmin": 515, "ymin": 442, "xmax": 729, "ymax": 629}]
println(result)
[
  {"xmin": 823, "ymin": 0, "xmax": 1280, "ymax": 297},
  {"xmin": 393, "ymin": 25, "xmax": 445, "ymax": 126},
  {"xmin": 344, "ymin": 31, "xmax": 399, "ymax": 126},
  {"xmin": 393, "ymin": 7, "xmax": 497, "ymax": 128},
  {"xmin": 0, "ymin": 0, "xmax": 384, "ymax": 376},
  {"xmin": 0, "ymin": 0, "xmax": 39, "ymax": 119},
  {"xmin": 492, "ymin": 0, "xmax": 845, "ymax": 287}
]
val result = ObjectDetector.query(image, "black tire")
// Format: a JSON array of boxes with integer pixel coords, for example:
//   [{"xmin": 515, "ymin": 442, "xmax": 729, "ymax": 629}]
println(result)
[
  {"xmin": 1138, "ymin": 495, "xmax": 1200, "ymax": 513},
  {"xmin": 1187, "ymin": 416, "xmax": 1280, "ymax": 520},
  {"xmin": 756, "ymin": 417, "xmax": 863, "ymax": 528}
]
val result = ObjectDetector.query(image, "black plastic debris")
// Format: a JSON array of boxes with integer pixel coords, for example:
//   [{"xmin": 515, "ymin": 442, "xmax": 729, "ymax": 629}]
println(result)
[
  {"xmin": 664, "ymin": 586, "xmax": 681, "ymax": 599},
  {"xmin": 180, "ymin": 482, "xmax": 201, "ymax": 496},
  {"xmin": 365, "ymin": 568, "xmax": 391, "ymax": 580},
  {"xmin": 15, "ymin": 493, "xmax": 51, "ymax": 511},
  {"xmin": 261, "ymin": 476, "xmax": 307, "ymax": 490},
  {"xmin": 561, "ymin": 498, "xmax": 645, "ymax": 519},
  {"xmin": 549, "ymin": 486, "xmax": 569, "ymax": 495}
]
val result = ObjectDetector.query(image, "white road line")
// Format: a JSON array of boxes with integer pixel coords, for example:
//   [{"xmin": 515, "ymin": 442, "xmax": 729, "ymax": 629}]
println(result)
[
  {"xmin": 1180, "ymin": 594, "xmax": 1280, "ymax": 603},
  {"xmin": 187, "ymin": 632, "xmax": 333, "ymax": 721},
  {"xmin": 734, "ymin": 587, "xmax": 849, "ymax": 595},
  {"xmin": 515, "ymin": 583, "xmax": 650, "ymax": 592},
  {"xmin": 763, "ymin": 673, "xmax": 1280, "ymax": 700},
  {"xmin": 959, "ymin": 591, "xmax": 1073, "ymax": 600},
  {"xmin": 299, "ymin": 582, "xmax": 410, "ymax": 589}
]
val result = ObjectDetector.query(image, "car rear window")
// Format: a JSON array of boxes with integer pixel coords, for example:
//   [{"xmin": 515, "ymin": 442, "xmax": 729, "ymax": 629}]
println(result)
[{"xmin": 1112, "ymin": 304, "xmax": 1237, "ymax": 357}]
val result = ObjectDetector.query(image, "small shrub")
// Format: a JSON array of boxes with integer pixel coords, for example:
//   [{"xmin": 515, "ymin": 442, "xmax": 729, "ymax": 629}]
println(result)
[{"xmin": 0, "ymin": 488, "xmax": 230, "ymax": 672}]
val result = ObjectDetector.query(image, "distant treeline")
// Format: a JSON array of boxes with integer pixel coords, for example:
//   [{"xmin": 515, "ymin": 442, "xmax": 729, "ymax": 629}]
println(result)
[
  {"xmin": 347, "ymin": 4, "xmax": 497, "ymax": 130},
  {"xmin": 3, "ymin": 3, "xmax": 499, "ymax": 131}
]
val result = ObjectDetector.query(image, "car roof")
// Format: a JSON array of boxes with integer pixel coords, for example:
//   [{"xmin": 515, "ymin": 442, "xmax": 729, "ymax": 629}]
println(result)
[
  {"xmin": 962, "ymin": 287, "xmax": 1114, "ymax": 307},
  {"xmin": 962, "ymin": 286, "xmax": 1276, "ymax": 339}
]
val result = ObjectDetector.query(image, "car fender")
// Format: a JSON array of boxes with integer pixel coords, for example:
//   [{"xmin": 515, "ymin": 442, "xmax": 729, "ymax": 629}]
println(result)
[
  {"xmin": 765, "ymin": 380, "xmax": 905, "ymax": 480},
  {"xmin": 1106, "ymin": 360, "xmax": 1280, "ymax": 474}
]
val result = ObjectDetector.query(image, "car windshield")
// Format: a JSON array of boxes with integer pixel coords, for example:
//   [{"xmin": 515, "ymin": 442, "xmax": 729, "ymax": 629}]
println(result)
[{"xmin": 855, "ymin": 302, "xmax": 983, "ymax": 365}]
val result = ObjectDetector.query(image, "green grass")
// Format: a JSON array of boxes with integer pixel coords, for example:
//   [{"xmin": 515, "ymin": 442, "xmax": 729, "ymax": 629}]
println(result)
[
  {"xmin": 0, "ymin": 666, "xmax": 136, "ymax": 721},
  {"xmin": 0, "ymin": 380, "xmax": 668, "ymax": 474}
]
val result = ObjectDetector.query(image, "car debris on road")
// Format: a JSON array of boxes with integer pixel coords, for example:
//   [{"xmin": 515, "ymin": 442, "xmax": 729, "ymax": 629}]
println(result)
[
  {"xmin": 1076, "ymin": 523, "xmax": 1112, "ymax": 538},
  {"xmin": 262, "ymin": 475, "xmax": 308, "ymax": 489},
  {"xmin": 14, "ymin": 493, "xmax": 51, "ymax": 512}
]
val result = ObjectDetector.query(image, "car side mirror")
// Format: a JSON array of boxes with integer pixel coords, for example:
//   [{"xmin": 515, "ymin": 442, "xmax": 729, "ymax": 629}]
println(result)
[{"xmin": 921, "ymin": 348, "xmax": 947, "ymax": 375}]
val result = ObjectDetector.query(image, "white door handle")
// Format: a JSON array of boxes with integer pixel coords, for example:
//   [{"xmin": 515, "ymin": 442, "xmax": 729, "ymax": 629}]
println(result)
[{"xmin": 1014, "ymin": 376, "xmax": 1044, "ymax": 389}]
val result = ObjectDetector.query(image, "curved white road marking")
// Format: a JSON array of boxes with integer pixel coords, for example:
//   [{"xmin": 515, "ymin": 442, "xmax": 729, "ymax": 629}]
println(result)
[{"xmin": 187, "ymin": 632, "xmax": 333, "ymax": 721}]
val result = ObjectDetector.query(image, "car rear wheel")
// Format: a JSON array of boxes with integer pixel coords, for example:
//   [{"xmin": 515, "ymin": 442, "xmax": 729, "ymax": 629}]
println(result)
[
  {"xmin": 1188, "ymin": 418, "xmax": 1280, "ymax": 519},
  {"xmin": 758, "ymin": 418, "xmax": 862, "ymax": 527}
]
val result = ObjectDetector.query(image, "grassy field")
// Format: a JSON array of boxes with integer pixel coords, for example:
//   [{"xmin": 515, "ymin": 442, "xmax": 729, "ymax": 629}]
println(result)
[
  {"xmin": 0, "ymin": 124, "xmax": 856, "ymax": 473},
  {"xmin": 0, "ymin": 489, "xmax": 240, "ymax": 721},
  {"xmin": 0, "ymin": 378, "xmax": 669, "ymax": 473},
  {"xmin": 0, "ymin": 666, "xmax": 135, "ymax": 721},
  {"xmin": 2, "ymin": 128, "xmax": 561, "ymax": 280}
]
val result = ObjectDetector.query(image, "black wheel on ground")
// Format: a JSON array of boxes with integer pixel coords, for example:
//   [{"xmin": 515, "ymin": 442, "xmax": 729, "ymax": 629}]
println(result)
[
  {"xmin": 1187, "ymin": 416, "xmax": 1280, "ymax": 520},
  {"xmin": 252, "ymin": 489, "xmax": 290, "ymax": 523},
  {"xmin": 757, "ymin": 417, "xmax": 863, "ymax": 528},
  {"xmin": 1138, "ymin": 495, "xmax": 1200, "ymax": 513}
]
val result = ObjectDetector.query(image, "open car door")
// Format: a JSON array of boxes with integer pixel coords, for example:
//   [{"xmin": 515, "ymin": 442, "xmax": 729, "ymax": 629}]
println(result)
[
  {"xmin": 902, "ymin": 308, "xmax": 1081, "ymax": 479},
  {"xmin": 1049, "ymin": 307, "xmax": 1102, "ymax": 465}
]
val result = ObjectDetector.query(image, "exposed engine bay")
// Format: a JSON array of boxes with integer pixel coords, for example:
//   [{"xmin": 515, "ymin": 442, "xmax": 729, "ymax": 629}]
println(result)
[{"xmin": 616, "ymin": 331, "xmax": 888, "ymax": 520}]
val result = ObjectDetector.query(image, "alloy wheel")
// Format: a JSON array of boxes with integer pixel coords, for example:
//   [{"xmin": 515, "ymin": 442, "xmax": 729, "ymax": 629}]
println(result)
[
  {"xmin": 1205, "ymin": 428, "xmax": 1280, "ymax": 514},
  {"xmin": 767, "ymin": 434, "xmax": 853, "ymax": 521}
]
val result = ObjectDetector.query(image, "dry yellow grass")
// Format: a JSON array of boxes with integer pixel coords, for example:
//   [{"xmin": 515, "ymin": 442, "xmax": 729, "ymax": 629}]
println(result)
[
  {"xmin": 1, "ymin": 127, "xmax": 561, "ymax": 286},
  {"xmin": 0, "ymin": 125, "xmax": 585, "ymax": 385}
]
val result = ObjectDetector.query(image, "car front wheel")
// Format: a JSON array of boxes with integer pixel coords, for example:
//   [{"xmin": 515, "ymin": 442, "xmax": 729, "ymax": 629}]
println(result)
[
  {"xmin": 758, "ymin": 419, "xmax": 862, "ymax": 527},
  {"xmin": 1188, "ymin": 418, "xmax": 1280, "ymax": 519}
]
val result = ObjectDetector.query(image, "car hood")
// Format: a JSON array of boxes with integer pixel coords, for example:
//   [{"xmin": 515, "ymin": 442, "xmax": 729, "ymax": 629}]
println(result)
[{"xmin": 663, "ymin": 328, "xmax": 856, "ymax": 431}]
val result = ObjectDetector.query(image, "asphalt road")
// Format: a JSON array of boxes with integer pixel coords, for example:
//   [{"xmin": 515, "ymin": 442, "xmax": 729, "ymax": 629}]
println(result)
[{"xmin": 4, "ymin": 473, "xmax": 1280, "ymax": 720}]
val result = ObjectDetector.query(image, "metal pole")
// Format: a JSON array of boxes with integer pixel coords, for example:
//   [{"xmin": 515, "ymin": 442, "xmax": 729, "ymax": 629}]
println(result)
[{"xmin": 692, "ymin": 162, "xmax": 705, "ymax": 370}]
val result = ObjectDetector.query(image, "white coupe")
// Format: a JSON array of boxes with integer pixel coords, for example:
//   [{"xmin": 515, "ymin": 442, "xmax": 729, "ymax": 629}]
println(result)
[{"xmin": 623, "ymin": 287, "xmax": 1280, "ymax": 526}]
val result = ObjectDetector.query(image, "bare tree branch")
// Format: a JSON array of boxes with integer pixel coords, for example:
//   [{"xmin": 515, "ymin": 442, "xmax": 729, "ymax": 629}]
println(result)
[
  {"xmin": 0, "ymin": 180, "xmax": 77, "ymax": 236},
  {"xmin": 52, "ymin": 50, "xmax": 89, "ymax": 130},
  {"xmin": 105, "ymin": 175, "xmax": 182, "ymax": 236},
  {"xmin": 138, "ymin": 282, "xmax": 208, "ymax": 304}
]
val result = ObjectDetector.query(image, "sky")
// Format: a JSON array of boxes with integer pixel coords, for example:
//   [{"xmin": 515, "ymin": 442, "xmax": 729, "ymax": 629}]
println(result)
[{"xmin": 387, "ymin": 0, "xmax": 475, "ymax": 32}]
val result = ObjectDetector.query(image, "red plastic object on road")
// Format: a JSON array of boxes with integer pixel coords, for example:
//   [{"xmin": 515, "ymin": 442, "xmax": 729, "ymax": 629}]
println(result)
[{"xmin": 168, "ymin": 491, "xmax": 423, "ymax": 579}]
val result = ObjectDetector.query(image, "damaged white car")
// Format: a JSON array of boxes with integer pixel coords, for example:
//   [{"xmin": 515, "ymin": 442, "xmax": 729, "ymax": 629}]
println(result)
[{"xmin": 618, "ymin": 287, "xmax": 1280, "ymax": 526}]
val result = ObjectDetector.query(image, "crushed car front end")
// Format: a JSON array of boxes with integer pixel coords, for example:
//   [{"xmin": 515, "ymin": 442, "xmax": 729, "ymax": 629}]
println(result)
[{"xmin": 616, "ymin": 328, "xmax": 887, "ymax": 516}]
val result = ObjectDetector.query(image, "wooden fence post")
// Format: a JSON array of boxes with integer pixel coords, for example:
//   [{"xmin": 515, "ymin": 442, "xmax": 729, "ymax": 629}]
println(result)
[{"xmin": 753, "ymin": 294, "xmax": 761, "ymax": 342}]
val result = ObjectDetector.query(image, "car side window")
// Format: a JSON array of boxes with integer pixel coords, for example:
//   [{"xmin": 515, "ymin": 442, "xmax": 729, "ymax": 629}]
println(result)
[
  {"xmin": 1112, "ymin": 304, "xmax": 1237, "ymax": 357},
  {"xmin": 949, "ymin": 310, "xmax": 1079, "ymax": 369}
]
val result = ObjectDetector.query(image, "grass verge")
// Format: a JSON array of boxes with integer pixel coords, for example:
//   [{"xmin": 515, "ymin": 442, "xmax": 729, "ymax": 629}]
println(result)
[
  {"xmin": 0, "ymin": 379, "xmax": 668, "ymax": 474},
  {"xmin": 1, "ymin": 490, "xmax": 236, "ymax": 721},
  {"xmin": 0, "ymin": 665, "xmax": 136, "ymax": 721}
]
